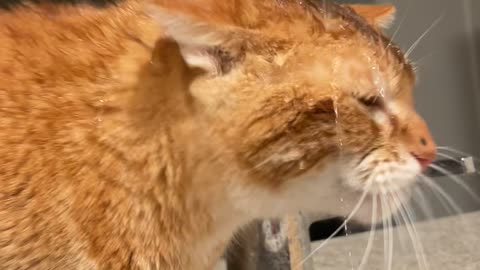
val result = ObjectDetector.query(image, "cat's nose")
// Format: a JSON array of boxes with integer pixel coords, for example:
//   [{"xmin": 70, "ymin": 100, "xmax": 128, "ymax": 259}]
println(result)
[
  {"xmin": 403, "ymin": 115, "xmax": 437, "ymax": 171},
  {"xmin": 411, "ymin": 137, "xmax": 436, "ymax": 170}
]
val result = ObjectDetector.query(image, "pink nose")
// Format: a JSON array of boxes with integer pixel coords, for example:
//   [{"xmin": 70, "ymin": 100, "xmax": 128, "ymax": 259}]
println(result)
[
  {"xmin": 403, "ymin": 115, "xmax": 437, "ymax": 172},
  {"xmin": 409, "ymin": 133, "xmax": 436, "ymax": 171}
]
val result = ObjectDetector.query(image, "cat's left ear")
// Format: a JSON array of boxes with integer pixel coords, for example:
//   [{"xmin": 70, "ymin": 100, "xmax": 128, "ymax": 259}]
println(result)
[
  {"xmin": 344, "ymin": 4, "xmax": 396, "ymax": 30},
  {"xmin": 145, "ymin": 4, "xmax": 246, "ymax": 75}
]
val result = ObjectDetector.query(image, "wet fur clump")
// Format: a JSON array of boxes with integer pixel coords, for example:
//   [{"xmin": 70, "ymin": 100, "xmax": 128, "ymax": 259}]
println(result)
[{"xmin": 0, "ymin": 0, "xmax": 437, "ymax": 269}]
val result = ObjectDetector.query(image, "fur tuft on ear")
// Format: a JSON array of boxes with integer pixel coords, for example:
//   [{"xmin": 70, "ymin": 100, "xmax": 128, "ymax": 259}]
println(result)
[
  {"xmin": 344, "ymin": 4, "xmax": 396, "ymax": 30},
  {"xmin": 145, "ymin": 4, "xmax": 242, "ymax": 74}
]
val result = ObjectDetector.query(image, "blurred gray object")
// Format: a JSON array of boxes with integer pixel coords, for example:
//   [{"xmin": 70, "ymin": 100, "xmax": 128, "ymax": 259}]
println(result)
[
  {"xmin": 226, "ymin": 214, "xmax": 313, "ymax": 270},
  {"xmin": 226, "ymin": 219, "xmax": 290, "ymax": 270}
]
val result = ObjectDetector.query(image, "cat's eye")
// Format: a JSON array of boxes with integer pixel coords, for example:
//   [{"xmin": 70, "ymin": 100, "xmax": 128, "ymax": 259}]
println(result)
[{"xmin": 357, "ymin": 96, "xmax": 384, "ymax": 109}]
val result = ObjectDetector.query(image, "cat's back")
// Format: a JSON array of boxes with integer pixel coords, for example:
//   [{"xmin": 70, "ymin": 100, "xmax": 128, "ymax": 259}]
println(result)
[
  {"xmin": 0, "ymin": 2, "xmax": 168, "ymax": 269},
  {"xmin": 0, "ymin": 2, "xmax": 131, "ymax": 180},
  {"xmin": 0, "ymin": 0, "xmax": 159, "ymax": 150}
]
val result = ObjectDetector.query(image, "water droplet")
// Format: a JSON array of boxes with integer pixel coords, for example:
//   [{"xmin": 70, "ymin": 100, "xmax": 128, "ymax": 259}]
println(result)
[
  {"xmin": 333, "ymin": 96, "xmax": 344, "ymax": 151},
  {"xmin": 94, "ymin": 96, "xmax": 106, "ymax": 127},
  {"xmin": 365, "ymin": 54, "xmax": 386, "ymax": 98},
  {"xmin": 299, "ymin": 161, "xmax": 306, "ymax": 170},
  {"xmin": 348, "ymin": 251, "xmax": 354, "ymax": 270}
]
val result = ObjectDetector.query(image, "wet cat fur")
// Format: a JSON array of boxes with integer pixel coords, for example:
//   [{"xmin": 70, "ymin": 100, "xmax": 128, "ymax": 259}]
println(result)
[{"xmin": 0, "ymin": 0, "xmax": 436, "ymax": 269}]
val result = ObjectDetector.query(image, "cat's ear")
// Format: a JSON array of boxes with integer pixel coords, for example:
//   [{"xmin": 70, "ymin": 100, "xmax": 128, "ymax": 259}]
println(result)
[
  {"xmin": 145, "ymin": 4, "xmax": 244, "ymax": 75},
  {"xmin": 344, "ymin": 4, "xmax": 396, "ymax": 30}
]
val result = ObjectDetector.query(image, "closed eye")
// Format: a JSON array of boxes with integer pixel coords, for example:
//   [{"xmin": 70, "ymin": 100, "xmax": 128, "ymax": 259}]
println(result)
[{"xmin": 357, "ymin": 96, "xmax": 384, "ymax": 109}]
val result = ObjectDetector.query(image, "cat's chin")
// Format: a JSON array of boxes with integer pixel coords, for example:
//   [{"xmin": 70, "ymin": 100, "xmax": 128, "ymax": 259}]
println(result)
[
  {"xmin": 285, "ymin": 186, "xmax": 415, "ymax": 226},
  {"xmin": 235, "ymin": 154, "xmax": 420, "ymax": 225},
  {"xmin": 262, "ymin": 163, "xmax": 418, "ymax": 224}
]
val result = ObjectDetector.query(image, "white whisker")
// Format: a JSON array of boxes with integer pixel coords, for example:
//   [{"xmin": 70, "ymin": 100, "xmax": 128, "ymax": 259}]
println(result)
[
  {"xmin": 385, "ymin": 0, "xmax": 412, "ymax": 51},
  {"xmin": 420, "ymin": 175, "xmax": 476, "ymax": 238},
  {"xmin": 412, "ymin": 51, "xmax": 438, "ymax": 69},
  {"xmin": 390, "ymin": 191, "xmax": 429, "ymax": 270},
  {"xmin": 387, "ymin": 204, "xmax": 394, "ymax": 270},
  {"xmin": 381, "ymin": 196, "xmax": 388, "ymax": 270},
  {"xmin": 435, "ymin": 152, "xmax": 460, "ymax": 161},
  {"xmin": 420, "ymin": 175, "xmax": 463, "ymax": 214},
  {"xmin": 431, "ymin": 188, "xmax": 455, "ymax": 214},
  {"xmin": 428, "ymin": 164, "xmax": 480, "ymax": 202},
  {"xmin": 394, "ymin": 191, "xmax": 430, "ymax": 270},
  {"xmin": 380, "ymin": 194, "xmax": 391, "ymax": 269},
  {"xmin": 295, "ymin": 187, "xmax": 370, "ymax": 268},
  {"xmin": 435, "ymin": 151, "xmax": 478, "ymax": 173},
  {"xmin": 357, "ymin": 193, "xmax": 378, "ymax": 270},
  {"xmin": 380, "ymin": 194, "xmax": 394, "ymax": 270},
  {"xmin": 412, "ymin": 185, "xmax": 435, "ymax": 220},
  {"xmin": 405, "ymin": 14, "xmax": 444, "ymax": 58},
  {"xmin": 437, "ymin": 146, "xmax": 480, "ymax": 162}
]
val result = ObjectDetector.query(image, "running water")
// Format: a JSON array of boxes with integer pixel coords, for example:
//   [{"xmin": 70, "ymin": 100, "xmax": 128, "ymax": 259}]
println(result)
[
  {"xmin": 333, "ymin": 94, "xmax": 355, "ymax": 269},
  {"xmin": 333, "ymin": 96, "xmax": 343, "ymax": 149},
  {"xmin": 366, "ymin": 54, "xmax": 387, "ymax": 99},
  {"xmin": 331, "ymin": 52, "xmax": 356, "ymax": 269}
]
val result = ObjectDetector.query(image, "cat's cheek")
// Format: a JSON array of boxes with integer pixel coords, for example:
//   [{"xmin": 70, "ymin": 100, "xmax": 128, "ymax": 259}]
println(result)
[{"xmin": 251, "ymin": 162, "xmax": 344, "ymax": 217}]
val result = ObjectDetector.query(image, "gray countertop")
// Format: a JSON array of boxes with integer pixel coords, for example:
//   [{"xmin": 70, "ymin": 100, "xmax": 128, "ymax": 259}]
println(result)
[{"xmin": 311, "ymin": 211, "xmax": 480, "ymax": 270}]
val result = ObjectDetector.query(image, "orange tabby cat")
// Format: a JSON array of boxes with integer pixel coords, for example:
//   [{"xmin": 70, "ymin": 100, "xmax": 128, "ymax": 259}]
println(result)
[{"xmin": 0, "ymin": 0, "xmax": 436, "ymax": 269}]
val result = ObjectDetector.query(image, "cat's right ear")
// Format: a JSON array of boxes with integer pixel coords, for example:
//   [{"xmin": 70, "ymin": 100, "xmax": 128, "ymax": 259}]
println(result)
[
  {"xmin": 145, "ymin": 4, "xmax": 245, "ymax": 75},
  {"xmin": 344, "ymin": 4, "xmax": 396, "ymax": 30}
]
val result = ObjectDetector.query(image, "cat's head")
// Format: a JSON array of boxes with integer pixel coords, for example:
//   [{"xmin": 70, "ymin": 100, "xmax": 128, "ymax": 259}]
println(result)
[{"xmin": 147, "ymin": 0, "xmax": 436, "ymax": 223}]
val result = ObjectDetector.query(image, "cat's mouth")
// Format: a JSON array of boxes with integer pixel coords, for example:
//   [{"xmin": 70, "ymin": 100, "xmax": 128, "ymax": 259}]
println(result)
[
  {"xmin": 331, "ymin": 150, "xmax": 423, "ymax": 224},
  {"xmin": 342, "ymin": 150, "xmax": 422, "ymax": 193}
]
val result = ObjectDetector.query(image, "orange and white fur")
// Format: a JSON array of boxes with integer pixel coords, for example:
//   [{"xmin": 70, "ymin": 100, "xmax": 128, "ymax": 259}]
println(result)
[{"xmin": 0, "ymin": 0, "xmax": 436, "ymax": 269}]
